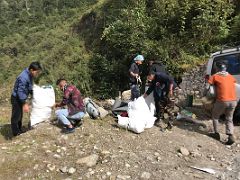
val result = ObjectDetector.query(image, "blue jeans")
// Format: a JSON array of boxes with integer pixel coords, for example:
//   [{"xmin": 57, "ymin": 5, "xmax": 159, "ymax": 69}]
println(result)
[{"xmin": 55, "ymin": 109, "xmax": 85, "ymax": 126}]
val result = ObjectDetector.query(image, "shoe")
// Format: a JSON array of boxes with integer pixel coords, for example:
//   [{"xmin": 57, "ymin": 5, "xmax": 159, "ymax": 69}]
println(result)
[
  {"xmin": 166, "ymin": 122, "xmax": 173, "ymax": 130},
  {"xmin": 73, "ymin": 120, "xmax": 83, "ymax": 128},
  {"xmin": 208, "ymin": 132, "xmax": 220, "ymax": 141},
  {"xmin": 154, "ymin": 119, "xmax": 161, "ymax": 127},
  {"xmin": 62, "ymin": 127, "xmax": 75, "ymax": 134},
  {"xmin": 13, "ymin": 132, "xmax": 21, "ymax": 137},
  {"xmin": 226, "ymin": 135, "xmax": 235, "ymax": 145}
]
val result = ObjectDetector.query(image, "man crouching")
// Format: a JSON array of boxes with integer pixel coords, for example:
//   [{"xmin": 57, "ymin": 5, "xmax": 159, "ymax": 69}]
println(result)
[{"xmin": 54, "ymin": 78, "xmax": 85, "ymax": 134}]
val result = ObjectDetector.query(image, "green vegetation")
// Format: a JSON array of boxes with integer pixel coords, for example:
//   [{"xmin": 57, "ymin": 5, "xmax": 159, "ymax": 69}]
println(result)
[{"xmin": 0, "ymin": 0, "xmax": 240, "ymax": 98}]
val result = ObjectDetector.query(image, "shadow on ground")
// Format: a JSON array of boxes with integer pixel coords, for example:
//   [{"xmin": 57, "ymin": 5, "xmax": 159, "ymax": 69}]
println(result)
[{"xmin": 0, "ymin": 124, "xmax": 13, "ymax": 140}]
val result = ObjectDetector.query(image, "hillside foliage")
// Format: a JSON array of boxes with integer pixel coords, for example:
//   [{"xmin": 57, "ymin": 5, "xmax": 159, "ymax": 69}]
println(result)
[{"xmin": 0, "ymin": 0, "xmax": 240, "ymax": 98}]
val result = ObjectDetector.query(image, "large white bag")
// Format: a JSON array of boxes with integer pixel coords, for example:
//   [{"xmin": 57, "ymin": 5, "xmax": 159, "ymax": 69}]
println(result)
[
  {"xmin": 117, "ymin": 96, "xmax": 156, "ymax": 133},
  {"xmin": 30, "ymin": 85, "xmax": 55, "ymax": 126}
]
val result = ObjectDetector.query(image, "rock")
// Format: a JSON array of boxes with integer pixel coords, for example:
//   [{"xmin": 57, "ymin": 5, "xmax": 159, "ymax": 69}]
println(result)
[
  {"xmin": 61, "ymin": 135, "xmax": 69, "ymax": 140},
  {"xmin": 76, "ymin": 154, "xmax": 99, "ymax": 167},
  {"xmin": 107, "ymin": 172, "xmax": 112, "ymax": 176},
  {"xmin": 210, "ymin": 157, "xmax": 216, "ymax": 161},
  {"xmin": 237, "ymin": 172, "xmax": 240, "ymax": 180},
  {"xmin": 60, "ymin": 166, "xmax": 68, "ymax": 173},
  {"xmin": 116, "ymin": 175, "xmax": 131, "ymax": 180},
  {"xmin": 140, "ymin": 172, "xmax": 151, "ymax": 179},
  {"xmin": 89, "ymin": 170, "xmax": 95, "ymax": 175},
  {"xmin": 226, "ymin": 145, "xmax": 231, "ymax": 149},
  {"xmin": 53, "ymin": 154, "xmax": 61, "ymax": 159},
  {"xmin": 106, "ymin": 99, "xmax": 115, "ymax": 106},
  {"xmin": 101, "ymin": 150, "xmax": 111, "ymax": 155},
  {"xmin": 177, "ymin": 153, "xmax": 183, "ymax": 157},
  {"xmin": 45, "ymin": 150, "xmax": 51, "ymax": 153},
  {"xmin": 191, "ymin": 151, "xmax": 201, "ymax": 157},
  {"xmin": 47, "ymin": 164, "xmax": 55, "ymax": 171},
  {"xmin": 1, "ymin": 147, "xmax": 7, "ymax": 150},
  {"xmin": 98, "ymin": 107, "xmax": 109, "ymax": 118},
  {"xmin": 101, "ymin": 175, "xmax": 107, "ymax": 179},
  {"xmin": 122, "ymin": 90, "xmax": 131, "ymax": 100},
  {"xmin": 110, "ymin": 175, "xmax": 116, "ymax": 180},
  {"xmin": 125, "ymin": 163, "xmax": 130, "ymax": 168},
  {"xmin": 33, "ymin": 164, "xmax": 39, "ymax": 170},
  {"xmin": 179, "ymin": 147, "xmax": 190, "ymax": 156},
  {"xmin": 57, "ymin": 149, "xmax": 61, "ymax": 153},
  {"xmin": 61, "ymin": 147, "xmax": 67, "ymax": 151},
  {"xmin": 146, "ymin": 155, "xmax": 154, "ymax": 161},
  {"xmin": 68, "ymin": 167, "xmax": 76, "ymax": 174}
]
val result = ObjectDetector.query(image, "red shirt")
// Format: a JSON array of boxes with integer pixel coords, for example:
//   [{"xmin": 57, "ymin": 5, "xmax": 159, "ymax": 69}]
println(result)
[
  {"xmin": 60, "ymin": 85, "xmax": 85, "ymax": 115},
  {"xmin": 208, "ymin": 72, "xmax": 236, "ymax": 101}
]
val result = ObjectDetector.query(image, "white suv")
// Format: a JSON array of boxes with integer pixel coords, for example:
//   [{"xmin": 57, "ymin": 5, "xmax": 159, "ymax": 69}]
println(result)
[{"xmin": 205, "ymin": 47, "xmax": 240, "ymax": 100}]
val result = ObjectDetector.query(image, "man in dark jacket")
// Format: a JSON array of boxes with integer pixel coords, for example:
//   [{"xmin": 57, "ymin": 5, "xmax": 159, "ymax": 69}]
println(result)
[
  {"xmin": 144, "ymin": 71, "xmax": 176, "ymax": 129},
  {"xmin": 146, "ymin": 59, "xmax": 167, "ymax": 90},
  {"xmin": 129, "ymin": 55, "xmax": 144, "ymax": 100},
  {"xmin": 148, "ymin": 59, "xmax": 166, "ymax": 74},
  {"xmin": 54, "ymin": 78, "xmax": 85, "ymax": 134},
  {"xmin": 11, "ymin": 61, "xmax": 42, "ymax": 136}
]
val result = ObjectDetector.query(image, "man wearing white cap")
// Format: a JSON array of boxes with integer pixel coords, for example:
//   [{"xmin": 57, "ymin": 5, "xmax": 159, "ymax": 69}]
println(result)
[{"xmin": 129, "ymin": 55, "xmax": 144, "ymax": 100}]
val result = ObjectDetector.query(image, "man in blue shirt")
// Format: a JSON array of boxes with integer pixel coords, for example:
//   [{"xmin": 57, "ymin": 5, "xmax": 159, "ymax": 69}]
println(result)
[{"xmin": 11, "ymin": 62, "xmax": 42, "ymax": 136}]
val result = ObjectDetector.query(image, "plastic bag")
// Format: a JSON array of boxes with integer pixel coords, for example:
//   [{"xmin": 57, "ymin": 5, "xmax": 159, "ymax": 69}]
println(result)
[
  {"xmin": 117, "ymin": 96, "xmax": 156, "ymax": 133},
  {"xmin": 30, "ymin": 85, "xmax": 55, "ymax": 126}
]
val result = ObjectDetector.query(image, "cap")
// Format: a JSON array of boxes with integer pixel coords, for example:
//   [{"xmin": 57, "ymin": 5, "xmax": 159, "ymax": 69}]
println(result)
[{"xmin": 134, "ymin": 55, "xmax": 144, "ymax": 61}]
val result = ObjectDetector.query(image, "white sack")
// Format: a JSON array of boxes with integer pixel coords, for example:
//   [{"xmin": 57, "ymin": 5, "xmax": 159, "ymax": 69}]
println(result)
[
  {"xmin": 144, "ymin": 92, "xmax": 156, "ymax": 116},
  {"xmin": 30, "ymin": 85, "xmax": 55, "ymax": 126},
  {"xmin": 117, "ymin": 115, "xmax": 129, "ymax": 129},
  {"xmin": 117, "ymin": 96, "xmax": 156, "ymax": 133}
]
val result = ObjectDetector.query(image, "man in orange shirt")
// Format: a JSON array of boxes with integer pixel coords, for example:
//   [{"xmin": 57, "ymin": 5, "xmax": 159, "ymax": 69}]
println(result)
[{"xmin": 208, "ymin": 62, "xmax": 237, "ymax": 145}]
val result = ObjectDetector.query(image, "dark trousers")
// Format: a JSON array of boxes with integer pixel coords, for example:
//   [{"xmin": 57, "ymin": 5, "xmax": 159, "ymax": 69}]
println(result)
[
  {"xmin": 154, "ymin": 96, "xmax": 176, "ymax": 126},
  {"xmin": 154, "ymin": 96, "xmax": 168, "ymax": 119},
  {"xmin": 11, "ymin": 95, "xmax": 23, "ymax": 136},
  {"xmin": 130, "ymin": 83, "xmax": 140, "ymax": 101}
]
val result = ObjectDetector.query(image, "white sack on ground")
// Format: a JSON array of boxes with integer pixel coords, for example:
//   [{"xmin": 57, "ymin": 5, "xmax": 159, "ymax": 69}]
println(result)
[
  {"xmin": 30, "ymin": 85, "xmax": 55, "ymax": 126},
  {"xmin": 117, "ymin": 115, "xmax": 129, "ymax": 129},
  {"xmin": 144, "ymin": 91, "xmax": 156, "ymax": 117},
  {"xmin": 117, "ymin": 96, "xmax": 156, "ymax": 133}
]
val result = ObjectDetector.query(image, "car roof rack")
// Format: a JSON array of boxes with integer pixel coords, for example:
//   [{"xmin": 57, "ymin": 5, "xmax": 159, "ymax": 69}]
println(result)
[{"xmin": 220, "ymin": 45, "xmax": 240, "ymax": 54}]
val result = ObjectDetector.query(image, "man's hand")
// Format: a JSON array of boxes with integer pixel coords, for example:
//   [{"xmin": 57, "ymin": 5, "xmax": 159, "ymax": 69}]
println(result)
[
  {"xmin": 143, "ymin": 93, "xmax": 148, "ymax": 98},
  {"xmin": 23, "ymin": 103, "xmax": 30, "ymax": 113},
  {"xmin": 53, "ymin": 103, "xmax": 60, "ymax": 109}
]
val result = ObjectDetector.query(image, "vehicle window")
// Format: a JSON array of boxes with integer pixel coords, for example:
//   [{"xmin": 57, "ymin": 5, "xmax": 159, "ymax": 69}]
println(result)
[{"xmin": 211, "ymin": 53, "xmax": 240, "ymax": 75}]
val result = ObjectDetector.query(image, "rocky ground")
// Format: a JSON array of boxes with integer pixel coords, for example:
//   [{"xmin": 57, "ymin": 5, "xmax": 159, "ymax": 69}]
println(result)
[
  {"xmin": 1, "ymin": 102, "xmax": 240, "ymax": 180},
  {"xmin": 1, "ymin": 65, "xmax": 240, "ymax": 180}
]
